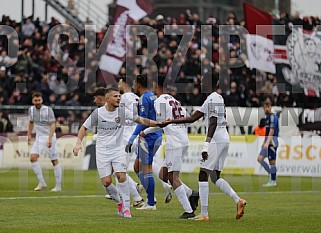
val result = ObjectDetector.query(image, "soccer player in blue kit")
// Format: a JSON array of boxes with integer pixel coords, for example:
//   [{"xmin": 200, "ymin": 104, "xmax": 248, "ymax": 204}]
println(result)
[
  {"xmin": 126, "ymin": 74, "xmax": 164, "ymax": 210},
  {"xmin": 257, "ymin": 101, "xmax": 279, "ymax": 187}
]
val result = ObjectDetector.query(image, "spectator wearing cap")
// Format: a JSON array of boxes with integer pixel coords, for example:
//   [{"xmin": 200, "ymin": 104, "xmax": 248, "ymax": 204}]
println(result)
[{"xmin": 155, "ymin": 14, "xmax": 164, "ymax": 32}]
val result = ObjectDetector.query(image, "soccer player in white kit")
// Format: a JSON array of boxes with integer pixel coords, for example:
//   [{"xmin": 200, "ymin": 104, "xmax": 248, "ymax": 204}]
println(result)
[
  {"xmin": 73, "ymin": 87, "xmax": 158, "ymax": 218},
  {"xmin": 118, "ymin": 76, "xmax": 144, "ymax": 207},
  {"xmin": 93, "ymin": 87, "xmax": 144, "ymax": 205},
  {"xmin": 140, "ymin": 74, "xmax": 199, "ymax": 219},
  {"xmin": 159, "ymin": 74, "xmax": 246, "ymax": 221},
  {"xmin": 28, "ymin": 92, "xmax": 62, "ymax": 192}
]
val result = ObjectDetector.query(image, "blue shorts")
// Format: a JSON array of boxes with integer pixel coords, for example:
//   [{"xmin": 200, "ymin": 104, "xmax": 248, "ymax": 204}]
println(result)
[
  {"xmin": 259, "ymin": 146, "xmax": 277, "ymax": 161},
  {"xmin": 137, "ymin": 137, "xmax": 162, "ymax": 165}
]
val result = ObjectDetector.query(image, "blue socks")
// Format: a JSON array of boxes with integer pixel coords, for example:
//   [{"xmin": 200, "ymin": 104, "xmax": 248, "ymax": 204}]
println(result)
[
  {"xmin": 138, "ymin": 172, "xmax": 155, "ymax": 206},
  {"xmin": 260, "ymin": 160, "xmax": 271, "ymax": 174},
  {"xmin": 270, "ymin": 165, "xmax": 277, "ymax": 181}
]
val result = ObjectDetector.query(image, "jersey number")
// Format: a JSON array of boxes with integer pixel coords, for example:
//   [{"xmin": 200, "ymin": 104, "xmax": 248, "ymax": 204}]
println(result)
[{"xmin": 169, "ymin": 100, "xmax": 184, "ymax": 119}]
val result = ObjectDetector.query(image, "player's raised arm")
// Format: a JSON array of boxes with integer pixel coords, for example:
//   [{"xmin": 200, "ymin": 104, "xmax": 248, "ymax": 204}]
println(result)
[
  {"xmin": 135, "ymin": 116, "xmax": 158, "ymax": 127},
  {"xmin": 157, "ymin": 110, "xmax": 204, "ymax": 128}
]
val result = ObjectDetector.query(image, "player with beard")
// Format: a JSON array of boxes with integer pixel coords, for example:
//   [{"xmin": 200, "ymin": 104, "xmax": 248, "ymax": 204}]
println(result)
[{"xmin": 28, "ymin": 92, "xmax": 62, "ymax": 192}]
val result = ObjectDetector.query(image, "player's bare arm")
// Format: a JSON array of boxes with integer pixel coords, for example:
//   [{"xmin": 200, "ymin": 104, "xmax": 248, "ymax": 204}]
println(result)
[
  {"xmin": 135, "ymin": 117, "xmax": 158, "ymax": 127},
  {"xmin": 27, "ymin": 121, "xmax": 34, "ymax": 144},
  {"xmin": 48, "ymin": 121, "xmax": 56, "ymax": 148},
  {"xmin": 73, "ymin": 126, "xmax": 87, "ymax": 156},
  {"xmin": 263, "ymin": 128, "xmax": 274, "ymax": 149},
  {"xmin": 157, "ymin": 110, "xmax": 204, "ymax": 127}
]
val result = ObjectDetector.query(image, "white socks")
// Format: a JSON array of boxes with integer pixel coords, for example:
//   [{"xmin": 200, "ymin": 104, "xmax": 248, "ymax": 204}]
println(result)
[
  {"xmin": 152, "ymin": 162, "xmax": 172, "ymax": 191},
  {"xmin": 127, "ymin": 174, "xmax": 143, "ymax": 201},
  {"xmin": 31, "ymin": 162, "xmax": 45, "ymax": 185},
  {"xmin": 216, "ymin": 178, "xmax": 240, "ymax": 204},
  {"xmin": 53, "ymin": 164, "xmax": 62, "ymax": 188},
  {"xmin": 117, "ymin": 179, "xmax": 131, "ymax": 211},
  {"xmin": 174, "ymin": 185, "xmax": 193, "ymax": 213},
  {"xmin": 106, "ymin": 184, "xmax": 121, "ymax": 204},
  {"xmin": 199, "ymin": 182, "xmax": 209, "ymax": 216},
  {"xmin": 182, "ymin": 182, "xmax": 193, "ymax": 197}
]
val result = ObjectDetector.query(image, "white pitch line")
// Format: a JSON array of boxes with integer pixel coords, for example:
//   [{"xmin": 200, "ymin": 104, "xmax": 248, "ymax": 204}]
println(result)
[
  {"xmin": 0, "ymin": 190, "xmax": 320, "ymax": 201},
  {"xmin": 0, "ymin": 195, "xmax": 102, "ymax": 200}
]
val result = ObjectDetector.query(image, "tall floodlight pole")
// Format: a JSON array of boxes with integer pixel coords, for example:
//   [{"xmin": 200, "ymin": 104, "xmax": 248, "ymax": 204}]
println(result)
[
  {"xmin": 275, "ymin": 0, "xmax": 279, "ymax": 13},
  {"xmin": 21, "ymin": 0, "xmax": 24, "ymax": 22},
  {"xmin": 32, "ymin": 0, "xmax": 35, "ymax": 19}
]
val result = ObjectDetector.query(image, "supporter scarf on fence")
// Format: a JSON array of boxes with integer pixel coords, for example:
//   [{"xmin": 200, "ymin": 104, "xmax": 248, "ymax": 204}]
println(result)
[{"xmin": 99, "ymin": 0, "xmax": 153, "ymax": 75}]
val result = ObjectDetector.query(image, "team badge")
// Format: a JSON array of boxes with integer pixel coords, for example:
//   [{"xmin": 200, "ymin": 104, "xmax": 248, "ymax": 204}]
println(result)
[
  {"xmin": 140, "ymin": 106, "xmax": 145, "ymax": 113},
  {"xmin": 115, "ymin": 117, "xmax": 120, "ymax": 123}
]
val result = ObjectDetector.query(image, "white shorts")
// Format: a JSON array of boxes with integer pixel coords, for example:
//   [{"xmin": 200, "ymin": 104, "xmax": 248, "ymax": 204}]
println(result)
[
  {"xmin": 96, "ymin": 149, "xmax": 127, "ymax": 178},
  {"xmin": 30, "ymin": 136, "xmax": 57, "ymax": 161},
  {"xmin": 200, "ymin": 142, "xmax": 229, "ymax": 171},
  {"xmin": 163, "ymin": 146, "xmax": 189, "ymax": 172}
]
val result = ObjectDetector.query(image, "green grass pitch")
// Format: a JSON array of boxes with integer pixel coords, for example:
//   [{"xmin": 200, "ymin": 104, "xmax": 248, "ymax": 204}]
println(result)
[{"xmin": 0, "ymin": 169, "xmax": 321, "ymax": 233}]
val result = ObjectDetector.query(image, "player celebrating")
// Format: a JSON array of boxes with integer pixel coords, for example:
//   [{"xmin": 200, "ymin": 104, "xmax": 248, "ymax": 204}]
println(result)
[
  {"xmin": 73, "ymin": 87, "xmax": 158, "ymax": 218},
  {"xmin": 141, "ymin": 74, "xmax": 199, "ymax": 219},
  {"xmin": 257, "ymin": 101, "xmax": 279, "ymax": 187},
  {"xmin": 28, "ymin": 92, "xmax": 62, "ymax": 192},
  {"xmin": 158, "ymin": 74, "xmax": 246, "ymax": 221},
  {"xmin": 93, "ymin": 86, "xmax": 144, "ymax": 205}
]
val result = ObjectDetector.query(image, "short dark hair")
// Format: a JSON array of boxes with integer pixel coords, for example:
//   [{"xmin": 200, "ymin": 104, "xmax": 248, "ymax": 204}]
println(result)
[
  {"xmin": 201, "ymin": 73, "xmax": 218, "ymax": 92},
  {"xmin": 263, "ymin": 101, "xmax": 272, "ymax": 107},
  {"xmin": 105, "ymin": 87, "xmax": 119, "ymax": 94},
  {"xmin": 155, "ymin": 73, "xmax": 166, "ymax": 87},
  {"xmin": 136, "ymin": 74, "xmax": 148, "ymax": 88},
  {"xmin": 259, "ymin": 118, "xmax": 266, "ymax": 127},
  {"xmin": 119, "ymin": 76, "xmax": 134, "ymax": 87},
  {"xmin": 94, "ymin": 87, "xmax": 106, "ymax": 96},
  {"xmin": 32, "ymin": 92, "xmax": 42, "ymax": 99}
]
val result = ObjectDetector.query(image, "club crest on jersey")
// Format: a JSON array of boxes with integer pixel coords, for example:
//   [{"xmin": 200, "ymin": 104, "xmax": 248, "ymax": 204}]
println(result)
[
  {"xmin": 140, "ymin": 106, "xmax": 145, "ymax": 112},
  {"xmin": 115, "ymin": 117, "xmax": 120, "ymax": 123}
]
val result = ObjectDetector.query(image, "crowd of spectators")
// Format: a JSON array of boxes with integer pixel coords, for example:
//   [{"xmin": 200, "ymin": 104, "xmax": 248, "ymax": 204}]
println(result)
[{"xmin": 0, "ymin": 9, "xmax": 321, "ymax": 132}]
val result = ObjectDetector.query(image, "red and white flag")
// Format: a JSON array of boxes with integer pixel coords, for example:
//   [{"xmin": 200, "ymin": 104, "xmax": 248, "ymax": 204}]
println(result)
[
  {"xmin": 243, "ymin": 3, "xmax": 273, "ymax": 39},
  {"xmin": 99, "ymin": 0, "xmax": 153, "ymax": 74},
  {"xmin": 246, "ymin": 34, "xmax": 276, "ymax": 74}
]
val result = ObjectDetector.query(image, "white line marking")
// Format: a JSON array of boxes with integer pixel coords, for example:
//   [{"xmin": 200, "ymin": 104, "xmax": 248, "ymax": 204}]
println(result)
[{"xmin": 0, "ymin": 190, "xmax": 320, "ymax": 201}]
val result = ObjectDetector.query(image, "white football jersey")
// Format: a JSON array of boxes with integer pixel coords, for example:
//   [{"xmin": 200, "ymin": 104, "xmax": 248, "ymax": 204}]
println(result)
[
  {"xmin": 83, "ymin": 106, "xmax": 138, "ymax": 153},
  {"xmin": 199, "ymin": 92, "xmax": 229, "ymax": 142},
  {"xmin": 120, "ymin": 92, "xmax": 139, "ymax": 142},
  {"xmin": 28, "ymin": 105, "xmax": 56, "ymax": 138},
  {"xmin": 154, "ymin": 94, "xmax": 189, "ymax": 149}
]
